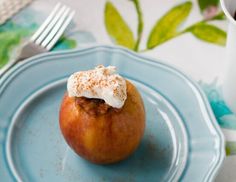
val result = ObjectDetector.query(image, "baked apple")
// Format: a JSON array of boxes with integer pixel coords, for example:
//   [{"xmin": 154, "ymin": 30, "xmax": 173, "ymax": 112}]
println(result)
[{"xmin": 59, "ymin": 65, "xmax": 145, "ymax": 164}]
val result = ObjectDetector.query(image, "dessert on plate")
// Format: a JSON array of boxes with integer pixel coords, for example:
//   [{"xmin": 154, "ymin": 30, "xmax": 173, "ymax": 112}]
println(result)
[{"xmin": 59, "ymin": 65, "xmax": 146, "ymax": 164}]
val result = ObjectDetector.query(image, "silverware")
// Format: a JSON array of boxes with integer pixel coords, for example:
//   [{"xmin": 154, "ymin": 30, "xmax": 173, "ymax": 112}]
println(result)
[{"xmin": 0, "ymin": 2, "xmax": 75, "ymax": 77}]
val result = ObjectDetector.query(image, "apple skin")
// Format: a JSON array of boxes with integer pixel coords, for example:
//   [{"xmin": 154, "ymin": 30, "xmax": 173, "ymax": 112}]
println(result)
[{"xmin": 59, "ymin": 81, "xmax": 145, "ymax": 164}]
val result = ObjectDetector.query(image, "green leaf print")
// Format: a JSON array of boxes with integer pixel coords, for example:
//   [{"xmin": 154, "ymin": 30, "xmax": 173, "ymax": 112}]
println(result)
[
  {"xmin": 187, "ymin": 23, "xmax": 226, "ymax": 46},
  {"xmin": 52, "ymin": 36, "xmax": 77, "ymax": 51},
  {"xmin": 198, "ymin": 0, "xmax": 219, "ymax": 12},
  {"xmin": 226, "ymin": 141, "xmax": 236, "ymax": 155},
  {"xmin": 105, "ymin": 1, "xmax": 135, "ymax": 49},
  {"xmin": 0, "ymin": 32, "xmax": 21, "ymax": 68},
  {"xmin": 147, "ymin": 1, "xmax": 192, "ymax": 49},
  {"xmin": 210, "ymin": 12, "xmax": 226, "ymax": 20},
  {"xmin": 0, "ymin": 21, "xmax": 36, "ymax": 68}
]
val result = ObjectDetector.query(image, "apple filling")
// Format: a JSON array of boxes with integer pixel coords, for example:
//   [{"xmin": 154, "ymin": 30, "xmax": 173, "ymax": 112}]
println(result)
[{"xmin": 75, "ymin": 97, "xmax": 121, "ymax": 115}]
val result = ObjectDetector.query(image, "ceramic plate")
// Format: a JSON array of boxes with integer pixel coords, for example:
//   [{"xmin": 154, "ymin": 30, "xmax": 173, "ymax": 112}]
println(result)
[{"xmin": 0, "ymin": 46, "xmax": 224, "ymax": 182}]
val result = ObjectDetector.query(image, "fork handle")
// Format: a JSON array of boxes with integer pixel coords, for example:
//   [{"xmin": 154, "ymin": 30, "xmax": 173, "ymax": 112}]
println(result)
[
  {"xmin": 0, "ymin": 51, "xmax": 26, "ymax": 78},
  {"xmin": 0, "ymin": 42, "xmax": 47, "ymax": 78},
  {"xmin": 0, "ymin": 59, "xmax": 19, "ymax": 78}
]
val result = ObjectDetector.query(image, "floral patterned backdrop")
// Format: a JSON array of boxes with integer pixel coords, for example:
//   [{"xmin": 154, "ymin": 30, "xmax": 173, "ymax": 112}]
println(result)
[{"xmin": 1, "ymin": 0, "xmax": 236, "ymax": 180}]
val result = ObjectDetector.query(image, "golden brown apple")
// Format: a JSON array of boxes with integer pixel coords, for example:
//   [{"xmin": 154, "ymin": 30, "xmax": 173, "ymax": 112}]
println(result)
[{"xmin": 59, "ymin": 81, "xmax": 145, "ymax": 164}]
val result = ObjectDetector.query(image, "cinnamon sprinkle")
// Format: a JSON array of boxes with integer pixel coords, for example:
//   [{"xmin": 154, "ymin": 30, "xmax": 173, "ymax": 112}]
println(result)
[{"xmin": 67, "ymin": 65, "xmax": 127, "ymax": 108}]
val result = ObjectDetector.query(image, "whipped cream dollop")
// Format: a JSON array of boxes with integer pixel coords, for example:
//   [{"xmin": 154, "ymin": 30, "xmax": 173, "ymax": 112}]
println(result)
[{"xmin": 67, "ymin": 65, "xmax": 127, "ymax": 108}]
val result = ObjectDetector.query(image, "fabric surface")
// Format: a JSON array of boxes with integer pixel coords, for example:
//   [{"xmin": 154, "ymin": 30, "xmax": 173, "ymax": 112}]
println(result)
[{"xmin": 0, "ymin": 0, "xmax": 235, "ymax": 181}]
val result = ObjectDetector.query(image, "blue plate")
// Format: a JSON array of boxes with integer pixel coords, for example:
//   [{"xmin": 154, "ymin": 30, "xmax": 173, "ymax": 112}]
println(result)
[{"xmin": 0, "ymin": 46, "xmax": 224, "ymax": 182}]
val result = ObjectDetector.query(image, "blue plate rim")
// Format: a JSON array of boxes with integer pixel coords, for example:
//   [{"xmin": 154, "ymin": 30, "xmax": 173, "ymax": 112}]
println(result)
[
  {"xmin": 0, "ymin": 45, "xmax": 225, "ymax": 181},
  {"xmin": 5, "ymin": 77, "xmax": 189, "ymax": 182}
]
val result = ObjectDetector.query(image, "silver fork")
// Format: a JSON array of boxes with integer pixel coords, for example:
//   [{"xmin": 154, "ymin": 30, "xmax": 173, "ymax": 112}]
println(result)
[{"xmin": 0, "ymin": 3, "xmax": 75, "ymax": 77}]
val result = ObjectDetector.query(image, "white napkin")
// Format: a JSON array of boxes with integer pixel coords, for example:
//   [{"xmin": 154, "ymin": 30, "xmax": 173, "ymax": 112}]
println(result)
[{"xmin": 0, "ymin": 0, "xmax": 32, "ymax": 25}]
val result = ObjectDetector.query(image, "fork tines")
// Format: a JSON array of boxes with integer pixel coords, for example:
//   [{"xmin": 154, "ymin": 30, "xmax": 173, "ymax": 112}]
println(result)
[{"xmin": 30, "ymin": 3, "xmax": 75, "ymax": 50}]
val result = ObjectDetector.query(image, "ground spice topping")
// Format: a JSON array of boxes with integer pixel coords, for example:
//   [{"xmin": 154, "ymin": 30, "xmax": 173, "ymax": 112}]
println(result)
[{"xmin": 67, "ymin": 65, "xmax": 127, "ymax": 108}]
